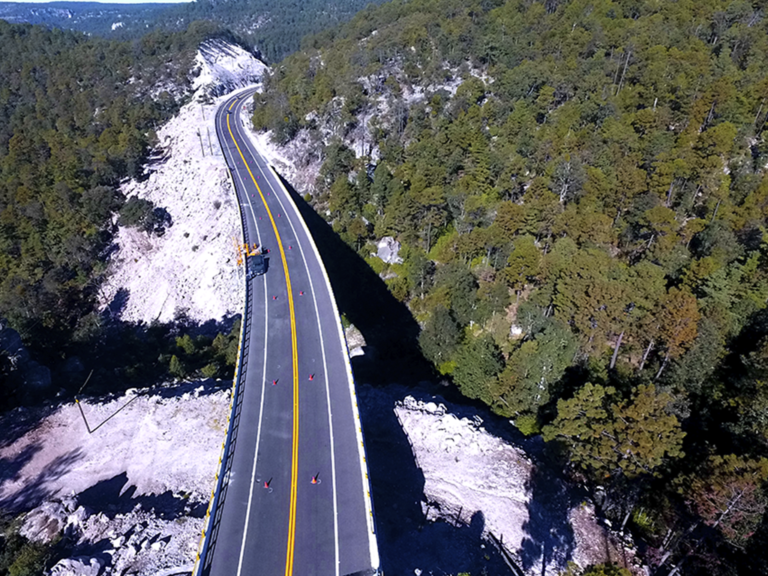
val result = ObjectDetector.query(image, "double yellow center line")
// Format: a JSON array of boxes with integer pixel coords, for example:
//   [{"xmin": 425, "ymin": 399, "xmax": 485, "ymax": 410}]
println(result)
[{"xmin": 227, "ymin": 97, "xmax": 300, "ymax": 576}]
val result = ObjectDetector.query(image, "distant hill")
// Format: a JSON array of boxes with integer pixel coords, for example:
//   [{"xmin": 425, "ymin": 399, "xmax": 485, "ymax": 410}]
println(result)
[
  {"xmin": 0, "ymin": 2, "xmax": 171, "ymax": 34},
  {"xmin": 152, "ymin": 0, "xmax": 390, "ymax": 63},
  {"xmin": 0, "ymin": 0, "xmax": 388, "ymax": 62}
]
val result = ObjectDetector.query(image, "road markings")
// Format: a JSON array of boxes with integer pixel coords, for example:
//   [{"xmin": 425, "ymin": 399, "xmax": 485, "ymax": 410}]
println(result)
[
  {"xmin": 235, "ymin": 117, "xmax": 341, "ymax": 576},
  {"xmin": 218, "ymin": 97, "xmax": 275, "ymax": 576},
  {"xmin": 227, "ymin": 104, "xmax": 301, "ymax": 576}
]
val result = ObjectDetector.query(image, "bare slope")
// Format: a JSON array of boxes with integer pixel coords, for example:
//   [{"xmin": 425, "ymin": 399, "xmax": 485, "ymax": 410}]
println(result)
[
  {"xmin": 1, "ymin": 383, "xmax": 229, "ymax": 575},
  {"xmin": 100, "ymin": 39, "xmax": 266, "ymax": 324},
  {"xmin": 0, "ymin": 39, "xmax": 267, "ymax": 576}
]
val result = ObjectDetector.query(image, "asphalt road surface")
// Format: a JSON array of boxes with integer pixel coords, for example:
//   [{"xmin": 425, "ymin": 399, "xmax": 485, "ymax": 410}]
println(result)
[{"xmin": 201, "ymin": 90, "xmax": 379, "ymax": 576}]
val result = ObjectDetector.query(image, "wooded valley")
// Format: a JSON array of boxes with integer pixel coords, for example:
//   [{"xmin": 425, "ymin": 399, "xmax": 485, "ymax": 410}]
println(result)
[
  {"xmin": 250, "ymin": 1, "xmax": 768, "ymax": 573},
  {"xmin": 0, "ymin": 21, "xmax": 243, "ymax": 408},
  {"xmin": 1, "ymin": 0, "xmax": 768, "ymax": 573}
]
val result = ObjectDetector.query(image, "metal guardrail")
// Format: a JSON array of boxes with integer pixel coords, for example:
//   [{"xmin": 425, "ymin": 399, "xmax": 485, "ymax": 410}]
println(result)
[{"xmin": 192, "ymin": 95, "xmax": 252, "ymax": 576}]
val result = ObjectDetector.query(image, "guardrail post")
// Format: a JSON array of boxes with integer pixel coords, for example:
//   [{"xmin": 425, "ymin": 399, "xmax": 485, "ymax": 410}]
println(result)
[{"xmin": 192, "ymin": 90, "xmax": 252, "ymax": 576}]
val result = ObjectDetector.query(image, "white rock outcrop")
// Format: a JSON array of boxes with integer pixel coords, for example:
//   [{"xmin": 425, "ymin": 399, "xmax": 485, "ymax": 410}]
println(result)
[
  {"xmin": 0, "ymin": 385, "xmax": 230, "ymax": 508},
  {"xmin": 49, "ymin": 557, "xmax": 104, "ymax": 576},
  {"xmin": 192, "ymin": 38, "xmax": 268, "ymax": 98},
  {"xmin": 395, "ymin": 394, "xmax": 645, "ymax": 575},
  {"xmin": 374, "ymin": 236, "xmax": 403, "ymax": 265},
  {"xmin": 100, "ymin": 39, "xmax": 268, "ymax": 324},
  {"xmin": 99, "ymin": 100, "xmax": 242, "ymax": 325},
  {"xmin": 21, "ymin": 498, "xmax": 86, "ymax": 543}
]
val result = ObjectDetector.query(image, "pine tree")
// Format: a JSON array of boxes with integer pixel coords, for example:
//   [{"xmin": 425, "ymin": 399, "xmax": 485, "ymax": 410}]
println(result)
[
  {"xmin": 656, "ymin": 287, "xmax": 700, "ymax": 379},
  {"xmin": 543, "ymin": 383, "xmax": 685, "ymax": 480},
  {"xmin": 495, "ymin": 321, "xmax": 577, "ymax": 418},
  {"xmin": 169, "ymin": 355, "xmax": 186, "ymax": 379},
  {"xmin": 452, "ymin": 335, "xmax": 503, "ymax": 404},
  {"xmin": 418, "ymin": 305, "xmax": 460, "ymax": 364},
  {"xmin": 685, "ymin": 455, "xmax": 768, "ymax": 547},
  {"xmin": 503, "ymin": 235, "xmax": 541, "ymax": 300}
]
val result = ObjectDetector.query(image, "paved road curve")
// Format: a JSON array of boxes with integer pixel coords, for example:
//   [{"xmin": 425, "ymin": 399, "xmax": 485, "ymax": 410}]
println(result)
[{"xmin": 199, "ymin": 90, "xmax": 379, "ymax": 576}]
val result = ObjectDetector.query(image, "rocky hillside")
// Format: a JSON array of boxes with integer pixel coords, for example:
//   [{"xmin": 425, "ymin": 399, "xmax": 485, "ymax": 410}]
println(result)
[
  {"xmin": 0, "ymin": 24, "xmax": 262, "ymax": 410},
  {"xmin": 193, "ymin": 38, "xmax": 268, "ymax": 97},
  {"xmin": 0, "ymin": 37, "xmax": 265, "ymax": 576},
  {"xmin": 100, "ymin": 38, "xmax": 267, "ymax": 324},
  {"xmin": 247, "ymin": 1, "xmax": 768, "ymax": 575}
]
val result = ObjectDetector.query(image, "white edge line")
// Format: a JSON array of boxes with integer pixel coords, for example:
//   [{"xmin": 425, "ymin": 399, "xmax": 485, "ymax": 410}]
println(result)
[
  {"xmin": 220, "ymin": 96, "xmax": 272, "ymax": 576},
  {"xmin": 234, "ymin": 117, "xmax": 341, "ymax": 576},
  {"xmin": 236, "ymin": 106, "xmax": 381, "ymax": 570}
]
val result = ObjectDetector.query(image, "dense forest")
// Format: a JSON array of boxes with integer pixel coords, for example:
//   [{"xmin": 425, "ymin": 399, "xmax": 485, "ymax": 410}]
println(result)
[
  {"xmin": 0, "ymin": 1, "xmax": 172, "ymax": 38},
  {"xmin": 0, "ymin": 20, "xmax": 242, "ymax": 408},
  {"xmin": 251, "ymin": 0, "xmax": 768, "ymax": 574},
  {"xmin": 145, "ymin": 0, "xmax": 390, "ymax": 63},
  {"xmin": 0, "ymin": 0, "xmax": 389, "ymax": 64},
  {"xmin": 0, "ymin": 20, "xmax": 186, "ymax": 343}
]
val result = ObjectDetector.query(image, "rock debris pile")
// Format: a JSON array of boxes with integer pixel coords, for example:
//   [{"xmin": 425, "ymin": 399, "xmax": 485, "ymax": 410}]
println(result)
[
  {"xmin": 25, "ymin": 497, "xmax": 199, "ymax": 576},
  {"xmin": 100, "ymin": 39, "xmax": 267, "ymax": 325},
  {"xmin": 0, "ymin": 383, "xmax": 231, "ymax": 575},
  {"xmin": 391, "ymin": 393, "xmax": 646, "ymax": 576}
]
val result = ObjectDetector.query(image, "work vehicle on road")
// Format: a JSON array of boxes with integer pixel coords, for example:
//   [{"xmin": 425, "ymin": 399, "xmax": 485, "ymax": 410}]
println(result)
[{"xmin": 247, "ymin": 253, "xmax": 266, "ymax": 279}]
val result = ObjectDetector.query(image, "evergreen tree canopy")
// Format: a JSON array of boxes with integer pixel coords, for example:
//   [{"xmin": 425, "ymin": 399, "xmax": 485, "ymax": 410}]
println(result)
[{"xmin": 0, "ymin": 21, "xmax": 212, "ymax": 349}]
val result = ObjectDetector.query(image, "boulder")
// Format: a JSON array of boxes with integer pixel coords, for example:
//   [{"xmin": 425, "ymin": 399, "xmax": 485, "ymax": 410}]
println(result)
[
  {"xmin": 374, "ymin": 236, "xmax": 403, "ymax": 264},
  {"xmin": 49, "ymin": 557, "xmax": 104, "ymax": 576},
  {"xmin": 21, "ymin": 501, "xmax": 67, "ymax": 543},
  {"xmin": 21, "ymin": 499, "xmax": 89, "ymax": 543}
]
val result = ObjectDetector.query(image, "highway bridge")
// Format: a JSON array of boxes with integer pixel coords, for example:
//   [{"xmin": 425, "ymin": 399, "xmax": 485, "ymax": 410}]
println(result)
[{"xmin": 194, "ymin": 90, "xmax": 380, "ymax": 576}]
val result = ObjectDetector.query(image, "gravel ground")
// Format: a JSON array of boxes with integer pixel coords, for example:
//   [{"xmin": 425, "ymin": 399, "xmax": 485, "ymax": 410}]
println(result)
[{"xmin": 0, "ymin": 381, "xmax": 231, "ymax": 575}]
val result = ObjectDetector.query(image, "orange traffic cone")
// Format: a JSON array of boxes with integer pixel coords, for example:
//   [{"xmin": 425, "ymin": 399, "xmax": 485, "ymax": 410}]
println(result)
[
  {"xmin": 308, "ymin": 374, "xmax": 314, "ymax": 381},
  {"xmin": 272, "ymin": 379, "xmax": 278, "ymax": 386},
  {"xmin": 311, "ymin": 474, "xmax": 319, "ymax": 485},
  {"xmin": 264, "ymin": 478, "xmax": 272, "ymax": 489}
]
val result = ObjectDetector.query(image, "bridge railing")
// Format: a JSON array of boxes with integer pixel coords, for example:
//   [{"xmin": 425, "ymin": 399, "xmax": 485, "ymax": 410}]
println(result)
[{"xmin": 192, "ymin": 99, "xmax": 251, "ymax": 576}]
